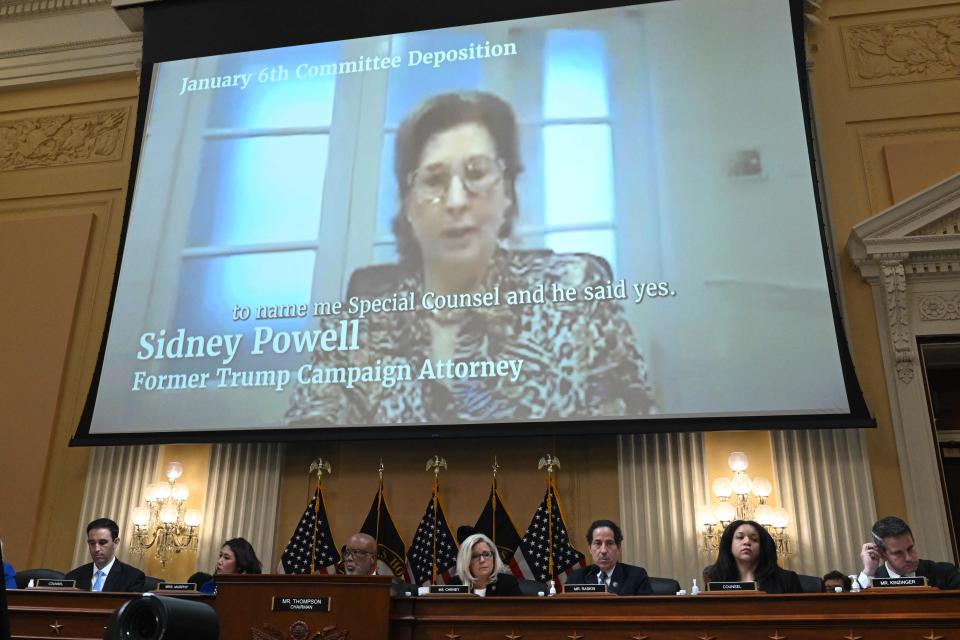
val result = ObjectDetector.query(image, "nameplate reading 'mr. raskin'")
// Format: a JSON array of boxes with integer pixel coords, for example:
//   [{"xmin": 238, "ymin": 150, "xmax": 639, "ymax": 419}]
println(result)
[
  {"xmin": 428, "ymin": 585, "xmax": 470, "ymax": 595},
  {"xmin": 271, "ymin": 597, "xmax": 331, "ymax": 612},
  {"xmin": 872, "ymin": 576, "xmax": 928, "ymax": 588},
  {"xmin": 564, "ymin": 583, "xmax": 608, "ymax": 593},
  {"xmin": 707, "ymin": 581, "xmax": 757, "ymax": 592},
  {"xmin": 157, "ymin": 582, "xmax": 196, "ymax": 591},
  {"xmin": 35, "ymin": 579, "xmax": 75, "ymax": 588}
]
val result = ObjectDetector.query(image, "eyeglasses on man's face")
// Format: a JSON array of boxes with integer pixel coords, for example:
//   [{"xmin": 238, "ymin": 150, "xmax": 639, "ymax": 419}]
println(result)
[
  {"xmin": 341, "ymin": 546, "xmax": 375, "ymax": 560},
  {"xmin": 470, "ymin": 550, "xmax": 494, "ymax": 561},
  {"xmin": 407, "ymin": 155, "xmax": 506, "ymax": 205}
]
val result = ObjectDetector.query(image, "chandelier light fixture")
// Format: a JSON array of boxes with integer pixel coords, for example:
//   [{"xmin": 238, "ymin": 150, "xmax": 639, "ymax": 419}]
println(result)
[
  {"xmin": 131, "ymin": 461, "xmax": 202, "ymax": 566},
  {"xmin": 698, "ymin": 452, "xmax": 791, "ymax": 558}
]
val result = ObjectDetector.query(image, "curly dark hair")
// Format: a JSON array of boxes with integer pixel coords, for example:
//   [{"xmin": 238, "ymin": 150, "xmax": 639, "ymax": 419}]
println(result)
[
  {"xmin": 222, "ymin": 537, "xmax": 262, "ymax": 574},
  {"xmin": 391, "ymin": 91, "xmax": 523, "ymax": 267},
  {"xmin": 705, "ymin": 520, "xmax": 780, "ymax": 590}
]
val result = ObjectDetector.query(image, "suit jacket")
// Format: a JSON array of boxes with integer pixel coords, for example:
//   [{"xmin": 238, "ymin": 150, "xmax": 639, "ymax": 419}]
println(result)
[
  {"xmin": 448, "ymin": 572, "xmax": 522, "ymax": 596},
  {"xmin": 704, "ymin": 564, "xmax": 802, "ymax": 594},
  {"xmin": 566, "ymin": 562, "xmax": 653, "ymax": 596},
  {"xmin": 65, "ymin": 560, "xmax": 146, "ymax": 593},
  {"xmin": 874, "ymin": 559, "xmax": 960, "ymax": 590}
]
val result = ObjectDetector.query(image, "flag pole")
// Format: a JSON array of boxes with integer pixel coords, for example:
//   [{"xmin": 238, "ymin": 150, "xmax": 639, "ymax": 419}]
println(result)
[
  {"xmin": 376, "ymin": 459, "xmax": 384, "ymax": 544},
  {"xmin": 426, "ymin": 455, "xmax": 447, "ymax": 584},
  {"xmin": 491, "ymin": 457, "xmax": 499, "ymax": 547},
  {"xmin": 538, "ymin": 454, "xmax": 560, "ymax": 581},
  {"xmin": 308, "ymin": 457, "xmax": 332, "ymax": 574}
]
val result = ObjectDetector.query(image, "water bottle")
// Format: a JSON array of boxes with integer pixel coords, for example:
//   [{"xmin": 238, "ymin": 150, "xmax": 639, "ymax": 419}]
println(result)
[
  {"xmin": 548, "ymin": 579, "xmax": 557, "ymax": 596},
  {"xmin": 691, "ymin": 578, "xmax": 700, "ymax": 595}
]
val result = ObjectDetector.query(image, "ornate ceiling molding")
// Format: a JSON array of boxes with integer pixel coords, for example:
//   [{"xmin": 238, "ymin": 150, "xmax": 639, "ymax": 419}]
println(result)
[{"xmin": 0, "ymin": 0, "xmax": 110, "ymax": 21}]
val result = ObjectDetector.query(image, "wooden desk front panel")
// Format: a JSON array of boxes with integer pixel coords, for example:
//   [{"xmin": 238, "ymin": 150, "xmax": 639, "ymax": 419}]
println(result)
[
  {"xmin": 390, "ymin": 591, "xmax": 960, "ymax": 640},
  {"xmin": 213, "ymin": 574, "xmax": 393, "ymax": 639}
]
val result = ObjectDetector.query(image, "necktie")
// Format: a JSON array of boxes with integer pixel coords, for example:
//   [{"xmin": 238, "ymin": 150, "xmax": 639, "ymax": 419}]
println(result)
[{"xmin": 92, "ymin": 570, "xmax": 105, "ymax": 592}]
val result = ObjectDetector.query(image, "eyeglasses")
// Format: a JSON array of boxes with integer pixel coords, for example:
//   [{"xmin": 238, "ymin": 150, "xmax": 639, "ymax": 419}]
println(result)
[
  {"xmin": 407, "ymin": 155, "xmax": 506, "ymax": 205},
  {"xmin": 470, "ymin": 551, "xmax": 494, "ymax": 561},
  {"xmin": 341, "ymin": 546, "xmax": 375, "ymax": 560}
]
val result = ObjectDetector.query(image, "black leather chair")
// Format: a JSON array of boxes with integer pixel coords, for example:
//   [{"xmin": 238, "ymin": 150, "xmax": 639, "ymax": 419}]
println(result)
[
  {"xmin": 798, "ymin": 574, "xmax": 823, "ymax": 593},
  {"xmin": 518, "ymin": 579, "xmax": 546, "ymax": 595},
  {"xmin": 649, "ymin": 576, "xmax": 681, "ymax": 595},
  {"xmin": 144, "ymin": 575, "xmax": 162, "ymax": 591},
  {"xmin": 14, "ymin": 568, "xmax": 65, "ymax": 589}
]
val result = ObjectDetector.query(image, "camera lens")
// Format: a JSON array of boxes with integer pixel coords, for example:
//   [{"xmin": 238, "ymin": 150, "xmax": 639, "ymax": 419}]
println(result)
[{"xmin": 125, "ymin": 602, "xmax": 160, "ymax": 639}]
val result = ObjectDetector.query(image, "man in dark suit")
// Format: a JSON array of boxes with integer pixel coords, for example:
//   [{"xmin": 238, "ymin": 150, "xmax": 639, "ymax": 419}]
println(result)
[
  {"xmin": 566, "ymin": 519, "xmax": 652, "ymax": 595},
  {"xmin": 65, "ymin": 518, "xmax": 145, "ymax": 592},
  {"xmin": 857, "ymin": 516, "xmax": 960, "ymax": 590}
]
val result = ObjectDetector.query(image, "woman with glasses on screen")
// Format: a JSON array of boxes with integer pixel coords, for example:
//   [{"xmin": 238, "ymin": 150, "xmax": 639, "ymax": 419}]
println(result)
[
  {"xmin": 286, "ymin": 91, "xmax": 653, "ymax": 426},
  {"xmin": 448, "ymin": 533, "xmax": 521, "ymax": 596}
]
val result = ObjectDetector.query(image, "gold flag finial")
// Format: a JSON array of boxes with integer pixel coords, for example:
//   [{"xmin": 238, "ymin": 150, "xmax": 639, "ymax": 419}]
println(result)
[
  {"xmin": 492, "ymin": 456, "xmax": 500, "ymax": 477},
  {"xmin": 426, "ymin": 455, "xmax": 447, "ymax": 478},
  {"xmin": 537, "ymin": 454, "xmax": 560, "ymax": 474},
  {"xmin": 378, "ymin": 459, "xmax": 384, "ymax": 479},
  {"xmin": 309, "ymin": 457, "xmax": 332, "ymax": 480}
]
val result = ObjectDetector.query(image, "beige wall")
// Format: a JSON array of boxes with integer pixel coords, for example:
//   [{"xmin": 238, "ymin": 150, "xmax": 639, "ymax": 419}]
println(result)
[
  {"xmin": 0, "ymin": 74, "xmax": 138, "ymax": 571},
  {"xmin": 4, "ymin": 0, "xmax": 960, "ymax": 572},
  {"xmin": 805, "ymin": 0, "xmax": 960, "ymax": 519}
]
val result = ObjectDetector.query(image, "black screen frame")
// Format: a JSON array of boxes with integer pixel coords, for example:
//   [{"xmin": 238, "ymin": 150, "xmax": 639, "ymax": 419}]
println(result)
[{"xmin": 71, "ymin": 0, "xmax": 874, "ymax": 446}]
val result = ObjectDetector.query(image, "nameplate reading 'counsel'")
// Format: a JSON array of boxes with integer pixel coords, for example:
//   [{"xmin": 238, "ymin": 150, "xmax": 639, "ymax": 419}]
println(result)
[
  {"xmin": 564, "ymin": 584, "xmax": 608, "ymax": 594},
  {"xmin": 428, "ymin": 585, "xmax": 470, "ymax": 595},
  {"xmin": 871, "ymin": 577, "xmax": 928, "ymax": 588},
  {"xmin": 707, "ymin": 581, "xmax": 757, "ymax": 592},
  {"xmin": 157, "ymin": 582, "xmax": 196, "ymax": 591},
  {"xmin": 271, "ymin": 597, "xmax": 331, "ymax": 612},
  {"xmin": 35, "ymin": 579, "xmax": 76, "ymax": 588}
]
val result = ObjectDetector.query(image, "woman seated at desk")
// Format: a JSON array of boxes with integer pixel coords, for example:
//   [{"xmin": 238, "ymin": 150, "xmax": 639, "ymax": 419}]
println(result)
[
  {"xmin": 448, "ymin": 533, "xmax": 521, "ymax": 596},
  {"xmin": 704, "ymin": 520, "xmax": 802, "ymax": 594},
  {"xmin": 199, "ymin": 537, "xmax": 262, "ymax": 594}
]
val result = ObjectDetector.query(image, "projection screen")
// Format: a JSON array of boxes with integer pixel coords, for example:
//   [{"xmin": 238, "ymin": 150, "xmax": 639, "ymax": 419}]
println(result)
[{"xmin": 74, "ymin": 0, "xmax": 873, "ymax": 443}]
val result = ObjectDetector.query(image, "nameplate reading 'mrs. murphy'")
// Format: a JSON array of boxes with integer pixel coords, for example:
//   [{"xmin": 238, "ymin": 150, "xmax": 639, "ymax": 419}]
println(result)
[
  {"xmin": 271, "ymin": 597, "xmax": 331, "ymax": 612},
  {"xmin": 564, "ymin": 583, "xmax": 608, "ymax": 593},
  {"xmin": 871, "ymin": 577, "xmax": 927, "ymax": 588},
  {"xmin": 707, "ymin": 581, "xmax": 758, "ymax": 592},
  {"xmin": 35, "ymin": 579, "xmax": 76, "ymax": 588},
  {"xmin": 157, "ymin": 582, "xmax": 196, "ymax": 591},
  {"xmin": 428, "ymin": 585, "xmax": 470, "ymax": 595}
]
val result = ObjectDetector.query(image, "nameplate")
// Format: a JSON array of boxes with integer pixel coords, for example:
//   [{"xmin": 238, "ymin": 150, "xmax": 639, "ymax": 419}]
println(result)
[
  {"xmin": 34, "ymin": 579, "xmax": 75, "ymax": 588},
  {"xmin": 428, "ymin": 585, "xmax": 471, "ymax": 595},
  {"xmin": 271, "ymin": 597, "xmax": 331, "ymax": 612},
  {"xmin": 564, "ymin": 583, "xmax": 608, "ymax": 593},
  {"xmin": 707, "ymin": 581, "xmax": 757, "ymax": 592},
  {"xmin": 157, "ymin": 582, "xmax": 196, "ymax": 591},
  {"xmin": 871, "ymin": 576, "xmax": 927, "ymax": 588}
]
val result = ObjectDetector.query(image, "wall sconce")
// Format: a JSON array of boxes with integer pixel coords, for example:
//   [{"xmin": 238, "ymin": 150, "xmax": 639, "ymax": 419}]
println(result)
[
  {"xmin": 130, "ymin": 462, "xmax": 202, "ymax": 567},
  {"xmin": 698, "ymin": 452, "xmax": 791, "ymax": 557}
]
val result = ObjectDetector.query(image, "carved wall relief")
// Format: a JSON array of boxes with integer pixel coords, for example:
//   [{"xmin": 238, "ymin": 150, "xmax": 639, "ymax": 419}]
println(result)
[
  {"xmin": 0, "ymin": 107, "xmax": 128, "ymax": 171},
  {"xmin": 919, "ymin": 293, "xmax": 960, "ymax": 321},
  {"xmin": 843, "ymin": 15, "xmax": 960, "ymax": 87},
  {"xmin": 880, "ymin": 258, "xmax": 916, "ymax": 383}
]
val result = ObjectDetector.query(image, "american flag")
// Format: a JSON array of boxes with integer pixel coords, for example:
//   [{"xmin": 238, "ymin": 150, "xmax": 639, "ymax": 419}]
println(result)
[
  {"xmin": 508, "ymin": 477, "xmax": 586, "ymax": 585},
  {"xmin": 279, "ymin": 482, "xmax": 341, "ymax": 574},
  {"xmin": 404, "ymin": 480, "xmax": 458, "ymax": 586}
]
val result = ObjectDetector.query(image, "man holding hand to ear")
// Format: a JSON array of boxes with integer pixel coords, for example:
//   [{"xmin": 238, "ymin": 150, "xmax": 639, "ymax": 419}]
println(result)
[{"xmin": 857, "ymin": 516, "xmax": 960, "ymax": 590}]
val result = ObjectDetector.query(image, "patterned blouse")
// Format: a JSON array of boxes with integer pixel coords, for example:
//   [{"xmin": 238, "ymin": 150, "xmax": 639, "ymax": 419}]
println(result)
[{"xmin": 285, "ymin": 249, "xmax": 654, "ymax": 426}]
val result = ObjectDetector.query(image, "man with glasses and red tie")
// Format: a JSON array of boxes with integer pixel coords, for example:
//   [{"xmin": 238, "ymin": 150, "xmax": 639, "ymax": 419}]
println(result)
[{"xmin": 65, "ymin": 518, "xmax": 145, "ymax": 592}]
